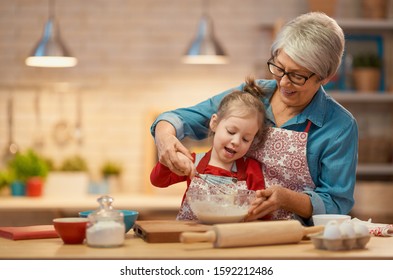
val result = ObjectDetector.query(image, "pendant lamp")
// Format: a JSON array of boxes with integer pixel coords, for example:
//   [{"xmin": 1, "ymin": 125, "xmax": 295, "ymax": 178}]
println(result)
[
  {"xmin": 25, "ymin": 0, "xmax": 77, "ymax": 68},
  {"xmin": 182, "ymin": 0, "xmax": 228, "ymax": 64}
]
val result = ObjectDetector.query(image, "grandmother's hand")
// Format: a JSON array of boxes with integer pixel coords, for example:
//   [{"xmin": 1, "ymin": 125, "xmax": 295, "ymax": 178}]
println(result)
[
  {"xmin": 176, "ymin": 152, "xmax": 196, "ymax": 178},
  {"xmin": 245, "ymin": 185, "xmax": 287, "ymax": 221},
  {"xmin": 154, "ymin": 121, "xmax": 193, "ymax": 176}
]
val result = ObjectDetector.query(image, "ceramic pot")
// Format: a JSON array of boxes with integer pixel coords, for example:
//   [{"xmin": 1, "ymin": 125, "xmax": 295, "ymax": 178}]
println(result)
[
  {"xmin": 11, "ymin": 181, "xmax": 25, "ymax": 196},
  {"xmin": 362, "ymin": 0, "xmax": 388, "ymax": 19},
  {"xmin": 307, "ymin": 0, "xmax": 337, "ymax": 17},
  {"xmin": 88, "ymin": 180, "xmax": 109, "ymax": 195},
  {"xmin": 44, "ymin": 171, "xmax": 89, "ymax": 197},
  {"xmin": 352, "ymin": 68, "xmax": 381, "ymax": 92},
  {"xmin": 26, "ymin": 177, "xmax": 44, "ymax": 197}
]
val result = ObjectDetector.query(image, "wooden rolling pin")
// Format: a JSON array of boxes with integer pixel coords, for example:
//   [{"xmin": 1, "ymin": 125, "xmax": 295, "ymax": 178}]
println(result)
[{"xmin": 180, "ymin": 220, "xmax": 324, "ymax": 248}]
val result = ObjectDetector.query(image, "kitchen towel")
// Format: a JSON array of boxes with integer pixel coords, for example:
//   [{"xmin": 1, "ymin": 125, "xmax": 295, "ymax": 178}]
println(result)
[
  {"xmin": 351, "ymin": 218, "xmax": 393, "ymax": 237},
  {"xmin": 0, "ymin": 225, "xmax": 59, "ymax": 240}
]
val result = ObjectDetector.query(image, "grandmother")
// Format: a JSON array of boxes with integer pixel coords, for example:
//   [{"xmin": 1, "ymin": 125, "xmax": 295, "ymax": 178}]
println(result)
[{"xmin": 150, "ymin": 12, "xmax": 358, "ymax": 225}]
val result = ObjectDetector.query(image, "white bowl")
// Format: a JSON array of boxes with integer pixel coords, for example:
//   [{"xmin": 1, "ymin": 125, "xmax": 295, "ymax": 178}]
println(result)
[{"xmin": 312, "ymin": 214, "xmax": 351, "ymax": 226}]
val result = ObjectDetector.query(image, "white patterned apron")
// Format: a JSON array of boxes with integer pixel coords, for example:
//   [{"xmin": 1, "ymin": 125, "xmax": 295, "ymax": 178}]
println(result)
[
  {"xmin": 249, "ymin": 121, "xmax": 315, "ymax": 220},
  {"xmin": 177, "ymin": 150, "xmax": 248, "ymax": 221}
]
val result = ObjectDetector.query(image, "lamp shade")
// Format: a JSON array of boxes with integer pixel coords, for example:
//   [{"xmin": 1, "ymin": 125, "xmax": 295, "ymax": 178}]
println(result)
[
  {"xmin": 183, "ymin": 14, "xmax": 228, "ymax": 64},
  {"xmin": 25, "ymin": 17, "xmax": 77, "ymax": 68}
]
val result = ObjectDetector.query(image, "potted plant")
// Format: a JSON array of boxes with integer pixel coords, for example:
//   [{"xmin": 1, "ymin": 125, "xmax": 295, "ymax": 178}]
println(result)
[
  {"xmin": 352, "ymin": 52, "xmax": 382, "ymax": 92},
  {"xmin": 101, "ymin": 161, "xmax": 122, "ymax": 178},
  {"xmin": 99, "ymin": 161, "xmax": 123, "ymax": 194},
  {"xmin": 45, "ymin": 154, "xmax": 90, "ymax": 197},
  {"xmin": 0, "ymin": 169, "xmax": 12, "ymax": 196},
  {"xmin": 7, "ymin": 149, "xmax": 49, "ymax": 197},
  {"xmin": 59, "ymin": 155, "xmax": 89, "ymax": 172}
]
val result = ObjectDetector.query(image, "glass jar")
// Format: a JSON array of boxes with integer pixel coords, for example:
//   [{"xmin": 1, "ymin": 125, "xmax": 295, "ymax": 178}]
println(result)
[{"xmin": 86, "ymin": 195, "xmax": 125, "ymax": 247}]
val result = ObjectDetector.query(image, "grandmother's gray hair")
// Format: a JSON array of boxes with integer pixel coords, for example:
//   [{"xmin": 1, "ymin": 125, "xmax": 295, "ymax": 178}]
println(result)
[{"xmin": 271, "ymin": 12, "xmax": 345, "ymax": 80}]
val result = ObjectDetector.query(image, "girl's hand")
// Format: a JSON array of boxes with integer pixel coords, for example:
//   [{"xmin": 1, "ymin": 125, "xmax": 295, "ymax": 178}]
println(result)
[
  {"xmin": 246, "ymin": 185, "xmax": 313, "ymax": 221},
  {"xmin": 244, "ymin": 195, "xmax": 266, "ymax": 221},
  {"xmin": 245, "ymin": 186, "xmax": 286, "ymax": 220}
]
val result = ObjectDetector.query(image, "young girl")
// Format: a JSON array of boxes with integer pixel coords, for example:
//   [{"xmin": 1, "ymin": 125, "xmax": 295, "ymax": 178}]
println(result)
[{"xmin": 150, "ymin": 77, "xmax": 267, "ymax": 220}]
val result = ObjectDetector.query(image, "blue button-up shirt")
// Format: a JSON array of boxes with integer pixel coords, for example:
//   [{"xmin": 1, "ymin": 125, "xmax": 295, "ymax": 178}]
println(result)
[{"xmin": 151, "ymin": 79, "xmax": 358, "ymax": 223}]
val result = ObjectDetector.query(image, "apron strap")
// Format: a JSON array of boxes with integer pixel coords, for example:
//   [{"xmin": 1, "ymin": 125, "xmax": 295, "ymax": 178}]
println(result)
[
  {"xmin": 195, "ymin": 150, "xmax": 211, "ymax": 173},
  {"xmin": 235, "ymin": 157, "xmax": 247, "ymax": 181},
  {"xmin": 304, "ymin": 120, "xmax": 312, "ymax": 133}
]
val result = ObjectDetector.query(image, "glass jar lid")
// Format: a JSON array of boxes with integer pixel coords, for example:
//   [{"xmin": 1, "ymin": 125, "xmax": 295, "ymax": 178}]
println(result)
[{"xmin": 88, "ymin": 195, "xmax": 124, "ymax": 222}]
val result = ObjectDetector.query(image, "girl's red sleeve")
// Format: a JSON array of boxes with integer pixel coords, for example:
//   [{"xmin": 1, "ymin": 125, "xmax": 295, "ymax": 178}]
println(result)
[
  {"xmin": 244, "ymin": 158, "xmax": 265, "ymax": 191},
  {"xmin": 150, "ymin": 153, "xmax": 196, "ymax": 188},
  {"xmin": 245, "ymin": 158, "xmax": 271, "ymax": 220},
  {"xmin": 150, "ymin": 162, "xmax": 186, "ymax": 188}
]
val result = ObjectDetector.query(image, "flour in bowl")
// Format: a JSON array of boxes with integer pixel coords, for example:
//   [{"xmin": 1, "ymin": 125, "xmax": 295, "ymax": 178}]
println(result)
[{"xmin": 190, "ymin": 200, "xmax": 249, "ymax": 224}]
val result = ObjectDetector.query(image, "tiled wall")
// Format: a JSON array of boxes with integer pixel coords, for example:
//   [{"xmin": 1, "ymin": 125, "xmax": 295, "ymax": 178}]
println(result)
[{"xmin": 0, "ymin": 0, "xmax": 392, "ymax": 194}]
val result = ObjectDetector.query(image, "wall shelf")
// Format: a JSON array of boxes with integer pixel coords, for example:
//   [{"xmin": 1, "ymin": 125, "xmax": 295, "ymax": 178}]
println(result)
[
  {"xmin": 336, "ymin": 19, "xmax": 393, "ymax": 30},
  {"xmin": 357, "ymin": 164, "xmax": 393, "ymax": 176},
  {"xmin": 260, "ymin": 19, "xmax": 393, "ymax": 30},
  {"xmin": 331, "ymin": 92, "xmax": 393, "ymax": 102}
]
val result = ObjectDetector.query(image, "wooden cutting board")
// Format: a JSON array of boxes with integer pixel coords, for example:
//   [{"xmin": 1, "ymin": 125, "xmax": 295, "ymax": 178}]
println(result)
[{"xmin": 133, "ymin": 220, "xmax": 211, "ymax": 243}]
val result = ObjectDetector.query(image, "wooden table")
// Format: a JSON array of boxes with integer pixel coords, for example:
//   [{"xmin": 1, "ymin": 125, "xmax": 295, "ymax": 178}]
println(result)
[{"xmin": 1, "ymin": 231, "xmax": 392, "ymax": 260}]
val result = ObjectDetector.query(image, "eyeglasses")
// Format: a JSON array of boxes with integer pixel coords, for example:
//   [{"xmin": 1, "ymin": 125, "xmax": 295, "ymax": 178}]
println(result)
[{"xmin": 267, "ymin": 61, "xmax": 315, "ymax": 86}]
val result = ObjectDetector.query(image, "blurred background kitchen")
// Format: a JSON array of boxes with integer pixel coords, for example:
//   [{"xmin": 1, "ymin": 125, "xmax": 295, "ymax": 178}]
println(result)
[{"xmin": 1, "ymin": 0, "xmax": 392, "ymax": 224}]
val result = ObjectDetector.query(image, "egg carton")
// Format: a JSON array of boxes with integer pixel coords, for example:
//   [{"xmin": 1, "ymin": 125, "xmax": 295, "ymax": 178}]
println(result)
[{"xmin": 308, "ymin": 233, "xmax": 371, "ymax": 251}]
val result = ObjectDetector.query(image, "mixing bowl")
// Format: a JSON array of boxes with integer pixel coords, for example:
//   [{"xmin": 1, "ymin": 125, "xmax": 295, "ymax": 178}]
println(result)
[
  {"xmin": 186, "ymin": 188, "xmax": 256, "ymax": 225},
  {"xmin": 312, "ymin": 214, "xmax": 351, "ymax": 226},
  {"xmin": 53, "ymin": 217, "xmax": 89, "ymax": 244}
]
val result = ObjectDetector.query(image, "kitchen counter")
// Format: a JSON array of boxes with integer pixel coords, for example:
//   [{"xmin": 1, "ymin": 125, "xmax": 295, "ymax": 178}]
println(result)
[
  {"xmin": 0, "ymin": 194, "xmax": 180, "ymax": 212},
  {"xmin": 1, "ymin": 231, "xmax": 392, "ymax": 260},
  {"xmin": 0, "ymin": 195, "xmax": 181, "ymax": 225},
  {"xmin": 0, "ymin": 194, "xmax": 182, "ymax": 226}
]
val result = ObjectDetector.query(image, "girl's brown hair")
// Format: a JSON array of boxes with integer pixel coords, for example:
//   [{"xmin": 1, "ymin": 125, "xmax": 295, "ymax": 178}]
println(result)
[{"xmin": 214, "ymin": 76, "xmax": 267, "ymax": 152}]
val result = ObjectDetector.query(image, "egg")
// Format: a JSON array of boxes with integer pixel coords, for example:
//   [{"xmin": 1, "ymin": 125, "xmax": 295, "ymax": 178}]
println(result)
[
  {"xmin": 339, "ymin": 221, "xmax": 356, "ymax": 238},
  {"xmin": 354, "ymin": 223, "xmax": 370, "ymax": 236},
  {"xmin": 323, "ymin": 221, "xmax": 342, "ymax": 239}
]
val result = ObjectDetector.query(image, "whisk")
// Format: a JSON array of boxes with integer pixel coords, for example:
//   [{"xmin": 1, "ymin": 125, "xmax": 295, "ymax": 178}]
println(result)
[{"xmin": 194, "ymin": 171, "xmax": 236, "ymax": 195}]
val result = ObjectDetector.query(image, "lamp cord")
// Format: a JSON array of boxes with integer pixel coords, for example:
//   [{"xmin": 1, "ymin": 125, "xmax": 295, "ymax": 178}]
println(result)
[
  {"xmin": 49, "ymin": 0, "xmax": 55, "ymax": 19},
  {"xmin": 202, "ymin": 0, "xmax": 209, "ymax": 16}
]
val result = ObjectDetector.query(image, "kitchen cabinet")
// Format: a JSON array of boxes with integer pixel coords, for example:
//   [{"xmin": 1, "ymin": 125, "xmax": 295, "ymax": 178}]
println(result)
[{"xmin": 261, "ymin": 18, "xmax": 393, "ymax": 180}]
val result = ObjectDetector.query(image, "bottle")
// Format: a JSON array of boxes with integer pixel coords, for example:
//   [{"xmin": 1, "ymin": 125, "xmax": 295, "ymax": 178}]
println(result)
[{"xmin": 86, "ymin": 195, "xmax": 125, "ymax": 247}]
